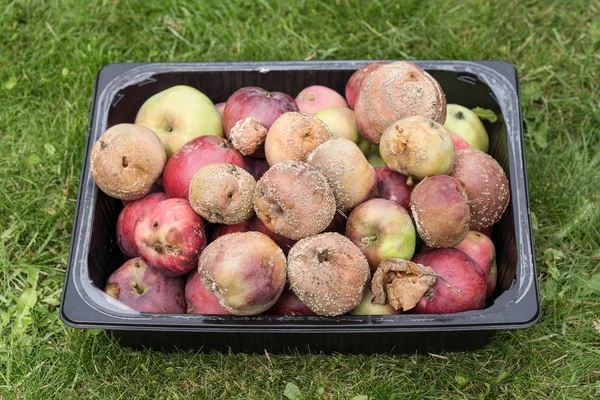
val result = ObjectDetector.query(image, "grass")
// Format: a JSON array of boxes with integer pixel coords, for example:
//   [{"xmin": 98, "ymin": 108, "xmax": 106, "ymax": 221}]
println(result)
[{"xmin": 1, "ymin": 0, "xmax": 599, "ymax": 398}]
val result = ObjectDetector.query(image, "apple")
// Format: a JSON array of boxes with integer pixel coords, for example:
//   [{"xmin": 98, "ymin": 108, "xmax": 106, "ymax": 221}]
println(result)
[
  {"xmin": 134, "ymin": 85, "xmax": 223, "ymax": 157},
  {"xmin": 104, "ymin": 257, "xmax": 186, "ymax": 314},
  {"xmin": 345, "ymin": 198, "xmax": 416, "ymax": 270},
  {"xmin": 374, "ymin": 166, "xmax": 412, "ymax": 210},
  {"xmin": 295, "ymin": 85, "xmax": 348, "ymax": 114},
  {"xmin": 345, "ymin": 62, "xmax": 390, "ymax": 109},
  {"xmin": 264, "ymin": 286, "xmax": 316, "ymax": 316},
  {"xmin": 454, "ymin": 231, "xmax": 497, "ymax": 298},
  {"xmin": 134, "ymin": 198, "xmax": 206, "ymax": 277},
  {"xmin": 116, "ymin": 192, "xmax": 169, "ymax": 258},
  {"xmin": 350, "ymin": 290, "xmax": 400, "ymax": 315},
  {"xmin": 313, "ymin": 106, "xmax": 371, "ymax": 154},
  {"xmin": 412, "ymin": 248, "xmax": 487, "ymax": 314},
  {"xmin": 162, "ymin": 135, "xmax": 245, "ymax": 199},
  {"xmin": 450, "ymin": 130, "xmax": 472, "ymax": 151},
  {"xmin": 443, "ymin": 104, "xmax": 489, "ymax": 153},
  {"xmin": 185, "ymin": 269, "xmax": 230, "ymax": 314}
]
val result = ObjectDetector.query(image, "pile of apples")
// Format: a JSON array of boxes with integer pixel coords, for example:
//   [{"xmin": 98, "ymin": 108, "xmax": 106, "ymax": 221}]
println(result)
[{"xmin": 91, "ymin": 61, "xmax": 509, "ymax": 317}]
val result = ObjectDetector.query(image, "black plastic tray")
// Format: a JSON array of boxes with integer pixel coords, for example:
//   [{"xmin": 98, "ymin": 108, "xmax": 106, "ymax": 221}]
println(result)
[{"xmin": 60, "ymin": 60, "xmax": 539, "ymax": 353}]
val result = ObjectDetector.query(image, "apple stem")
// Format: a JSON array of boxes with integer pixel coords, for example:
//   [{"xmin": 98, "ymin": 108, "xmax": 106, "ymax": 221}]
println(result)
[
  {"xmin": 406, "ymin": 175, "xmax": 415, "ymax": 187},
  {"xmin": 467, "ymin": 199, "xmax": 479, "ymax": 206},
  {"xmin": 360, "ymin": 236, "xmax": 377, "ymax": 245}
]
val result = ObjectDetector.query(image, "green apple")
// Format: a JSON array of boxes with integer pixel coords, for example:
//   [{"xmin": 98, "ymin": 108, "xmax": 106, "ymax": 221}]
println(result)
[
  {"xmin": 350, "ymin": 290, "xmax": 398, "ymax": 315},
  {"xmin": 443, "ymin": 104, "xmax": 489, "ymax": 153},
  {"xmin": 135, "ymin": 85, "xmax": 223, "ymax": 157},
  {"xmin": 345, "ymin": 198, "xmax": 416, "ymax": 271},
  {"xmin": 313, "ymin": 106, "xmax": 372, "ymax": 154}
]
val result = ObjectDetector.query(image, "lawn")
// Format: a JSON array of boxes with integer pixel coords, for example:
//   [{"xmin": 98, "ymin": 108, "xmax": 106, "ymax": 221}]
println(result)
[{"xmin": 1, "ymin": 0, "xmax": 599, "ymax": 398}]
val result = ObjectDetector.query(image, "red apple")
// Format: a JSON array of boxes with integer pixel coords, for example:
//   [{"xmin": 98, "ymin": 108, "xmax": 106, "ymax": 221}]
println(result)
[
  {"xmin": 210, "ymin": 219, "xmax": 251, "ymax": 242},
  {"xmin": 116, "ymin": 192, "xmax": 169, "ymax": 257},
  {"xmin": 374, "ymin": 166, "xmax": 412, "ymax": 210},
  {"xmin": 264, "ymin": 286, "xmax": 315, "ymax": 316},
  {"xmin": 454, "ymin": 231, "xmax": 497, "ymax": 298},
  {"xmin": 345, "ymin": 62, "xmax": 390, "ymax": 109},
  {"xmin": 222, "ymin": 87, "xmax": 298, "ymax": 156},
  {"xmin": 134, "ymin": 198, "xmax": 206, "ymax": 277},
  {"xmin": 345, "ymin": 198, "xmax": 416, "ymax": 271},
  {"xmin": 243, "ymin": 156, "xmax": 270, "ymax": 182},
  {"xmin": 248, "ymin": 215, "xmax": 297, "ymax": 256},
  {"xmin": 295, "ymin": 85, "xmax": 348, "ymax": 114},
  {"xmin": 412, "ymin": 248, "xmax": 487, "ymax": 314},
  {"xmin": 162, "ymin": 135, "xmax": 244, "ymax": 199},
  {"xmin": 185, "ymin": 269, "xmax": 230, "ymax": 314},
  {"xmin": 104, "ymin": 257, "xmax": 186, "ymax": 313}
]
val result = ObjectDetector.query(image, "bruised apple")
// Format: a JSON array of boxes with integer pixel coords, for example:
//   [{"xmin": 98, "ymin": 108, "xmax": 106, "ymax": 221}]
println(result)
[
  {"xmin": 198, "ymin": 232, "xmax": 286, "ymax": 315},
  {"xmin": 345, "ymin": 62, "xmax": 390, "ymax": 109},
  {"xmin": 185, "ymin": 269, "xmax": 229, "ymax": 315},
  {"xmin": 134, "ymin": 198, "xmax": 206, "ymax": 277},
  {"xmin": 105, "ymin": 258, "xmax": 186, "ymax": 314},
  {"xmin": 90, "ymin": 123, "xmax": 166, "ymax": 201}
]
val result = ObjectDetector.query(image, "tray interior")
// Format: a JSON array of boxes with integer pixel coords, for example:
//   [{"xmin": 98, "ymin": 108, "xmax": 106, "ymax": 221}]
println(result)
[{"xmin": 88, "ymin": 67, "xmax": 516, "ymax": 310}]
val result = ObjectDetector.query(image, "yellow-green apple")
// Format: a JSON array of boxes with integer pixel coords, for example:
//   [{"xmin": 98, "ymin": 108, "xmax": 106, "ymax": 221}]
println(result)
[
  {"xmin": 104, "ymin": 257, "xmax": 186, "ymax": 313},
  {"xmin": 345, "ymin": 198, "xmax": 416, "ymax": 271},
  {"xmin": 135, "ymin": 85, "xmax": 223, "ymax": 157},
  {"xmin": 443, "ymin": 104, "xmax": 489, "ymax": 153},
  {"xmin": 350, "ymin": 289, "xmax": 400, "ymax": 315},
  {"xmin": 313, "ymin": 106, "xmax": 371, "ymax": 154}
]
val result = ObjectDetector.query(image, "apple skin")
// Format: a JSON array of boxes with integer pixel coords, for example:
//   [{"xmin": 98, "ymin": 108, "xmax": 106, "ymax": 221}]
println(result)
[
  {"xmin": 454, "ymin": 231, "xmax": 497, "ymax": 299},
  {"xmin": 443, "ymin": 104, "xmax": 489, "ymax": 153},
  {"xmin": 295, "ymin": 85, "xmax": 348, "ymax": 114},
  {"xmin": 345, "ymin": 198, "xmax": 416, "ymax": 271},
  {"xmin": 264, "ymin": 286, "xmax": 316, "ymax": 316},
  {"xmin": 134, "ymin": 85, "xmax": 223, "ymax": 157},
  {"xmin": 314, "ymin": 106, "xmax": 371, "ymax": 155},
  {"xmin": 350, "ymin": 289, "xmax": 401, "ymax": 315},
  {"xmin": 185, "ymin": 269, "xmax": 230, "ymax": 314},
  {"xmin": 116, "ymin": 192, "xmax": 169, "ymax": 258},
  {"xmin": 134, "ymin": 198, "xmax": 206, "ymax": 277},
  {"xmin": 345, "ymin": 62, "xmax": 390, "ymax": 109},
  {"xmin": 412, "ymin": 248, "xmax": 487, "ymax": 314},
  {"xmin": 210, "ymin": 219, "xmax": 252, "ymax": 242},
  {"xmin": 243, "ymin": 156, "xmax": 270, "ymax": 182},
  {"xmin": 450, "ymin": 130, "xmax": 472, "ymax": 151},
  {"xmin": 215, "ymin": 102, "xmax": 226, "ymax": 116},
  {"xmin": 104, "ymin": 257, "xmax": 186, "ymax": 314},
  {"xmin": 198, "ymin": 232, "xmax": 287, "ymax": 316},
  {"xmin": 223, "ymin": 87, "xmax": 298, "ymax": 137},
  {"xmin": 162, "ymin": 135, "xmax": 245, "ymax": 199},
  {"xmin": 374, "ymin": 166, "xmax": 412, "ymax": 210}
]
